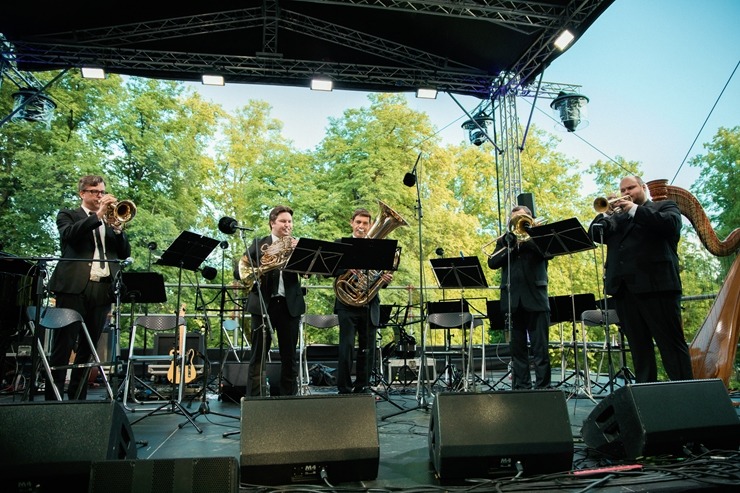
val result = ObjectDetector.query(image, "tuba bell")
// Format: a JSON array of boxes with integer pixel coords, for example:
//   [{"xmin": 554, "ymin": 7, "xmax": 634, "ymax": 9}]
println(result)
[
  {"xmin": 105, "ymin": 200, "xmax": 136, "ymax": 228},
  {"xmin": 334, "ymin": 200, "xmax": 408, "ymax": 307},
  {"xmin": 238, "ymin": 235, "xmax": 295, "ymax": 291}
]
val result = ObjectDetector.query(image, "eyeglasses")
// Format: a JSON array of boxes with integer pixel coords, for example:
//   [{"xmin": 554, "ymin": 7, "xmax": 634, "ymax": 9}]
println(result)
[{"xmin": 82, "ymin": 189, "xmax": 107, "ymax": 196}]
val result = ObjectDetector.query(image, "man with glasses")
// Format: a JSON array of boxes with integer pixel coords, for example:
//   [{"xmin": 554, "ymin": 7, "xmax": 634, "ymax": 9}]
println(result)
[{"xmin": 46, "ymin": 175, "xmax": 131, "ymax": 400}]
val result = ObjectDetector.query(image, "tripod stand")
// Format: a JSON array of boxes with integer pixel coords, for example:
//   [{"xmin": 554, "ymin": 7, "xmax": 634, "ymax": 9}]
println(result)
[{"xmin": 129, "ymin": 231, "xmax": 218, "ymax": 432}]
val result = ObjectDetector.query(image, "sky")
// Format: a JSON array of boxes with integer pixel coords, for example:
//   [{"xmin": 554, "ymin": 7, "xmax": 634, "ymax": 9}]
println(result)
[{"xmin": 189, "ymin": 0, "xmax": 739, "ymax": 196}]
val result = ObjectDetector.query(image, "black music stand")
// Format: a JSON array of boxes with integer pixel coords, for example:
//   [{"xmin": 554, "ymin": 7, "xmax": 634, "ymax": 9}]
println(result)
[
  {"xmin": 485, "ymin": 299, "xmax": 512, "ymax": 389},
  {"xmin": 284, "ymin": 238, "xmax": 351, "ymax": 276},
  {"xmin": 430, "ymin": 257, "xmax": 487, "ymax": 391},
  {"xmin": 139, "ymin": 231, "xmax": 219, "ymax": 432},
  {"xmin": 284, "ymin": 238, "xmax": 350, "ymax": 397},
  {"xmin": 120, "ymin": 272, "xmax": 168, "ymax": 402},
  {"xmin": 527, "ymin": 217, "xmax": 595, "ymax": 258},
  {"xmin": 337, "ymin": 237, "xmax": 402, "ymax": 407}
]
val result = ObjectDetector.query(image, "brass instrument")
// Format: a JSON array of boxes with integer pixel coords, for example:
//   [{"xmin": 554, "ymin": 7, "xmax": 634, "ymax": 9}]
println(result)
[
  {"xmin": 105, "ymin": 200, "xmax": 137, "ymax": 228},
  {"xmin": 483, "ymin": 213, "xmax": 543, "ymax": 258},
  {"xmin": 593, "ymin": 195, "xmax": 631, "ymax": 214},
  {"xmin": 334, "ymin": 200, "xmax": 408, "ymax": 307},
  {"xmin": 238, "ymin": 235, "xmax": 295, "ymax": 291}
]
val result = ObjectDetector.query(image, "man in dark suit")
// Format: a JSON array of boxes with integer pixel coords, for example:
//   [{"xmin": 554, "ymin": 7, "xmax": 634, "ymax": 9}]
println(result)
[
  {"xmin": 488, "ymin": 205, "xmax": 552, "ymax": 390},
  {"xmin": 47, "ymin": 175, "xmax": 131, "ymax": 400},
  {"xmin": 239, "ymin": 205, "xmax": 305, "ymax": 397},
  {"xmin": 333, "ymin": 208, "xmax": 393, "ymax": 394},
  {"xmin": 588, "ymin": 175, "xmax": 692, "ymax": 383}
]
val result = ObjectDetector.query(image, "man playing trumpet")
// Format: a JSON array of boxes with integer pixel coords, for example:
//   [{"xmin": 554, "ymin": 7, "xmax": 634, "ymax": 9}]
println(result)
[
  {"xmin": 46, "ymin": 175, "xmax": 131, "ymax": 400},
  {"xmin": 588, "ymin": 175, "xmax": 692, "ymax": 383}
]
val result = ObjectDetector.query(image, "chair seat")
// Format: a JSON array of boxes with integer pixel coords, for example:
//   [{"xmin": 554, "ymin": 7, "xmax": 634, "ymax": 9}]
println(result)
[
  {"xmin": 581, "ymin": 309, "xmax": 620, "ymax": 326},
  {"xmin": 27, "ymin": 306, "xmax": 83, "ymax": 329},
  {"xmin": 303, "ymin": 314, "xmax": 340, "ymax": 329},
  {"xmin": 428, "ymin": 312, "xmax": 481, "ymax": 329}
]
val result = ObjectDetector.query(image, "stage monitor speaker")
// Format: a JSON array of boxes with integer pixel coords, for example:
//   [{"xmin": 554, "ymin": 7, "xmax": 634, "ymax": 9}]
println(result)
[
  {"xmin": 89, "ymin": 456, "xmax": 239, "ymax": 493},
  {"xmin": 0, "ymin": 400, "xmax": 136, "ymax": 491},
  {"xmin": 240, "ymin": 394, "xmax": 379, "ymax": 485},
  {"xmin": 429, "ymin": 390, "xmax": 573, "ymax": 479},
  {"xmin": 581, "ymin": 378, "xmax": 740, "ymax": 459}
]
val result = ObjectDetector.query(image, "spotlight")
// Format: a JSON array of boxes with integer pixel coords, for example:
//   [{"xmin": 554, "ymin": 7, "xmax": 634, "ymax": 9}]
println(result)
[
  {"xmin": 81, "ymin": 67, "xmax": 106, "ymax": 79},
  {"xmin": 461, "ymin": 111, "xmax": 493, "ymax": 146},
  {"xmin": 202, "ymin": 74, "xmax": 225, "ymax": 86},
  {"xmin": 310, "ymin": 78, "xmax": 333, "ymax": 92},
  {"xmin": 416, "ymin": 87, "xmax": 438, "ymax": 99},
  {"xmin": 554, "ymin": 29, "xmax": 575, "ymax": 50},
  {"xmin": 550, "ymin": 92, "xmax": 589, "ymax": 132}
]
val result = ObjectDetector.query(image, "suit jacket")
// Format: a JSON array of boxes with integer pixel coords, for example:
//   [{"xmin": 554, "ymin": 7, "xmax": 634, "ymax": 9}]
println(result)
[
  {"xmin": 487, "ymin": 235, "xmax": 550, "ymax": 312},
  {"xmin": 588, "ymin": 199, "xmax": 682, "ymax": 295},
  {"xmin": 49, "ymin": 207, "xmax": 131, "ymax": 295},
  {"xmin": 243, "ymin": 236, "xmax": 306, "ymax": 317}
]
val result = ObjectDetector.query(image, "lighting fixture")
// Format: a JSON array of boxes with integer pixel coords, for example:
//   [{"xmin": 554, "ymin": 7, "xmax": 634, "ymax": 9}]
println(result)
[
  {"xmin": 416, "ymin": 88, "xmax": 438, "ymax": 99},
  {"xmin": 554, "ymin": 30, "xmax": 575, "ymax": 50},
  {"xmin": 81, "ymin": 67, "xmax": 106, "ymax": 79},
  {"xmin": 310, "ymin": 78, "xmax": 333, "ymax": 92},
  {"xmin": 550, "ymin": 92, "xmax": 590, "ymax": 132},
  {"xmin": 201, "ymin": 74, "xmax": 225, "ymax": 86}
]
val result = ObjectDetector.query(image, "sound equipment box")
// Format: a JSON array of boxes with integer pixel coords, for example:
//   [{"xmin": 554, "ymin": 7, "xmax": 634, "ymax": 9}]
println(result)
[
  {"xmin": 89, "ymin": 456, "xmax": 239, "ymax": 493},
  {"xmin": 0, "ymin": 400, "xmax": 136, "ymax": 491},
  {"xmin": 220, "ymin": 361, "xmax": 281, "ymax": 398},
  {"xmin": 429, "ymin": 390, "xmax": 573, "ymax": 479},
  {"xmin": 240, "ymin": 394, "xmax": 379, "ymax": 484},
  {"xmin": 581, "ymin": 378, "xmax": 740, "ymax": 459}
]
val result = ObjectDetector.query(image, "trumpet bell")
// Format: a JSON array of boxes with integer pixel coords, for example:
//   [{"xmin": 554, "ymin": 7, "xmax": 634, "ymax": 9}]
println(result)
[{"xmin": 106, "ymin": 200, "xmax": 136, "ymax": 227}]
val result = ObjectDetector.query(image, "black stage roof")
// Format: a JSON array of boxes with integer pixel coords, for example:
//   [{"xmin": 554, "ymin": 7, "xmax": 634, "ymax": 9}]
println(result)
[{"xmin": 0, "ymin": 1, "xmax": 614, "ymax": 98}]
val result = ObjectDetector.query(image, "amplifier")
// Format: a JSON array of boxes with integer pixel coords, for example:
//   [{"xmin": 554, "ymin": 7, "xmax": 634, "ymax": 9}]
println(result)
[{"xmin": 387, "ymin": 358, "xmax": 435, "ymax": 385}]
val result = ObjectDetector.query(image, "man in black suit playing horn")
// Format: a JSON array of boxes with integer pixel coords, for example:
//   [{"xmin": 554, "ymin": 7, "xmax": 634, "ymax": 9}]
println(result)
[{"xmin": 588, "ymin": 175, "xmax": 692, "ymax": 383}]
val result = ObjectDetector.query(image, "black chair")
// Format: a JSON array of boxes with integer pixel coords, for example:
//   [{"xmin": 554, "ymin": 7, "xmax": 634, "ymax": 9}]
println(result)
[
  {"xmin": 27, "ymin": 306, "xmax": 114, "ymax": 401},
  {"xmin": 427, "ymin": 311, "xmax": 482, "ymax": 391},
  {"xmin": 299, "ymin": 314, "xmax": 340, "ymax": 394},
  {"xmin": 581, "ymin": 309, "xmax": 634, "ymax": 393}
]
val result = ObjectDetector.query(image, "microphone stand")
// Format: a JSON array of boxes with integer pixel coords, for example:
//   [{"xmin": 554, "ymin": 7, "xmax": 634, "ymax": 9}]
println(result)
[{"xmin": 383, "ymin": 160, "xmax": 430, "ymax": 420}]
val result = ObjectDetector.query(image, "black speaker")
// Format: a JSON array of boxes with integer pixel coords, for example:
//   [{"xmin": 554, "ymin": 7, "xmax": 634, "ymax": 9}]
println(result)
[
  {"xmin": 89, "ymin": 456, "xmax": 239, "ymax": 493},
  {"xmin": 240, "ymin": 394, "xmax": 379, "ymax": 484},
  {"xmin": 0, "ymin": 400, "xmax": 136, "ymax": 490},
  {"xmin": 429, "ymin": 391, "xmax": 573, "ymax": 479},
  {"xmin": 517, "ymin": 192, "xmax": 536, "ymax": 217},
  {"xmin": 581, "ymin": 378, "xmax": 740, "ymax": 459},
  {"xmin": 220, "ymin": 361, "xmax": 281, "ymax": 398}
]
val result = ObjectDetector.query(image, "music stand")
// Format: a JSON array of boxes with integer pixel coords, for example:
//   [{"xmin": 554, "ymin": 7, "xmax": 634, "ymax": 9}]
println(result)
[
  {"xmin": 284, "ymin": 238, "xmax": 351, "ymax": 397},
  {"xmin": 120, "ymin": 272, "xmax": 168, "ymax": 403},
  {"xmin": 430, "ymin": 257, "xmax": 487, "ymax": 391},
  {"xmin": 284, "ymin": 238, "xmax": 351, "ymax": 276},
  {"xmin": 337, "ymin": 237, "xmax": 402, "ymax": 407},
  {"xmin": 527, "ymin": 217, "xmax": 595, "ymax": 258},
  {"xmin": 485, "ymin": 299, "xmax": 512, "ymax": 389},
  {"xmin": 144, "ymin": 231, "xmax": 219, "ymax": 432}
]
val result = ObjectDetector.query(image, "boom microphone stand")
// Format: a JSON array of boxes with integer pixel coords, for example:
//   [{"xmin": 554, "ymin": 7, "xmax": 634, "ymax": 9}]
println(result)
[{"xmin": 383, "ymin": 156, "xmax": 430, "ymax": 420}]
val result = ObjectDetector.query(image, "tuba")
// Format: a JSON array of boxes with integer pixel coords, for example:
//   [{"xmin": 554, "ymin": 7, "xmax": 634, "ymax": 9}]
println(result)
[
  {"xmin": 334, "ymin": 200, "xmax": 408, "ymax": 307},
  {"xmin": 105, "ymin": 200, "xmax": 136, "ymax": 228},
  {"xmin": 238, "ymin": 235, "xmax": 295, "ymax": 291}
]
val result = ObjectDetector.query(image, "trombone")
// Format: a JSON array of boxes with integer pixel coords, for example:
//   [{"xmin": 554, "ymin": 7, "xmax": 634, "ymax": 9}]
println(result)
[
  {"xmin": 482, "ymin": 214, "xmax": 545, "ymax": 257},
  {"xmin": 593, "ymin": 195, "xmax": 631, "ymax": 214}
]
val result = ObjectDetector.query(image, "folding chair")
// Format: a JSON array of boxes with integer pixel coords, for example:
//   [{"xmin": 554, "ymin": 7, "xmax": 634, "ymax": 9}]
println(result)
[
  {"xmin": 299, "ymin": 314, "xmax": 340, "ymax": 394},
  {"xmin": 427, "ymin": 311, "xmax": 482, "ymax": 391},
  {"xmin": 581, "ymin": 308, "xmax": 634, "ymax": 394},
  {"xmin": 27, "ymin": 306, "xmax": 114, "ymax": 401},
  {"xmin": 121, "ymin": 314, "xmax": 185, "ymax": 410}
]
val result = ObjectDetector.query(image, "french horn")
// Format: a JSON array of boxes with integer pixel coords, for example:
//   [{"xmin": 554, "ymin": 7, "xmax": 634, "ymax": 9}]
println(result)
[{"xmin": 238, "ymin": 235, "xmax": 295, "ymax": 291}]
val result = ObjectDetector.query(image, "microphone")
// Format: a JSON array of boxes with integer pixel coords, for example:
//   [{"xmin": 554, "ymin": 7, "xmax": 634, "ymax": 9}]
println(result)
[
  {"xmin": 218, "ymin": 216, "xmax": 254, "ymax": 234},
  {"xmin": 200, "ymin": 266, "xmax": 218, "ymax": 281},
  {"xmin": 592, "ymin": 223, "xmax": 605, "ymax": 229},
  {"xmin": 403, "ymin": 152, "xmax": 422, "ymax": 187},
  {"xmin": 120, "ymin": 257, "xmax": 134, "ymax": 268},
  {"xmin": 435, "ymin": 247, "xmax": 445, "ymax": 257},
  {"xmin": 147, "ymin": 241, "xmax": 157, "ymax": 251}
]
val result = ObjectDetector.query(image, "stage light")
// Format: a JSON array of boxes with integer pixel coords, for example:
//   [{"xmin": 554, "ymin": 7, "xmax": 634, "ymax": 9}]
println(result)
[
  {"xmin": 550, "ymin": 91, "xmax": 589, "ymax": 132},
  {"xmin": 310, "ymin": 78, "xmax": 333, "ymax": 92},
  {"xmin": 461, "ymin": 111, "xmax": 493, "ymax": 146},
  {"xmin": 554, "ymin": 29, "xmax": 575, "ymax": 50},
  {"xmin": 81, "ymin": 67, "xmax": 106, "ymax": 79},
  {"xmin": 10, "ymin": 88, "xmax": 56, "ymax": 126},
  {"xmin": 202, "ymin": 74, "xmax": 225, "ymax": 86},
  {"xmin": 416, "ymin": 88, "xmax": 438, "ymax": 99}
]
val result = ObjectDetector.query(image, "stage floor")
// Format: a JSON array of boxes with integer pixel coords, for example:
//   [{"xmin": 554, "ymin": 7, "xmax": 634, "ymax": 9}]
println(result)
[{"xmin": 2, "ymin": 369, "xmax": 740, "ymax": 492}]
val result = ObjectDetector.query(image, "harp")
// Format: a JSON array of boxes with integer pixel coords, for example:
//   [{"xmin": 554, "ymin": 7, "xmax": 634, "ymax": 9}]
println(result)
[{"xmin": 647, "ymin": 179, "xmax": 740, "ymax": 387}]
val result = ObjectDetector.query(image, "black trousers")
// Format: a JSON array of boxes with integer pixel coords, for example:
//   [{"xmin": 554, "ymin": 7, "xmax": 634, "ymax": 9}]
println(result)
[{"xmin": 247, "ymin": 297, "xmax": 300, "ymax": 397}]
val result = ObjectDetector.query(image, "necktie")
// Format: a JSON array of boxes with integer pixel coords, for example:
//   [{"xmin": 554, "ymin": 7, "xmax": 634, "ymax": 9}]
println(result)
[{"xmin": 90, "ymin": 212, "xmax": 106, "ymax": 268}]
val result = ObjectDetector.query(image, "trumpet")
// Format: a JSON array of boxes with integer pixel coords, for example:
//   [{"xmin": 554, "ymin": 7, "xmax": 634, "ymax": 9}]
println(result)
[
  {"xmin": 593, "ymin": 195, "xmax": 631, "ymax": 214},
  {"xmin": 105, "ymin": 200, "xmax": 137, "ymax": 228}
]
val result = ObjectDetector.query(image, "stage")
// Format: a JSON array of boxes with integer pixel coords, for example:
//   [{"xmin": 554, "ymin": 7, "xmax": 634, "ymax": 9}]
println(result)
[{"xmin": 1, "ymin": 367, "xmax": 740, "ymax": 493}]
